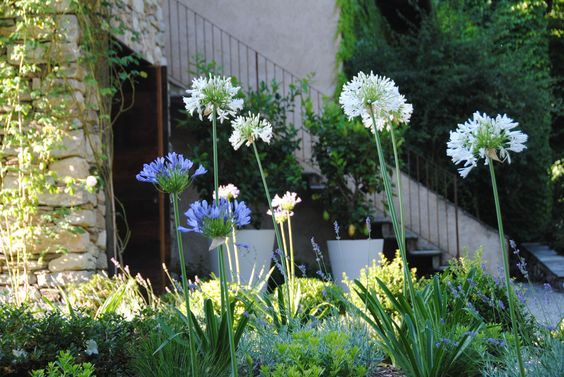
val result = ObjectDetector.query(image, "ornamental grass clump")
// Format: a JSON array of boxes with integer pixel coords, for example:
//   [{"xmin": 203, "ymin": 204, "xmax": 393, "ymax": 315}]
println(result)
[
  {"xmin": 183, "ymin": 74, "xmax": 244, "ymax": 376},
  {"xmin": 136, "ymin": 152, "xmax": 205, "ymax": 376},
  {"xmin": 447, "ymin": 112, "xmax": 528, "ymax": 377}
]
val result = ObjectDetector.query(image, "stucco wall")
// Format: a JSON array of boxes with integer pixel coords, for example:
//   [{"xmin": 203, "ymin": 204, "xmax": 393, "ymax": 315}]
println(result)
[{"xmin": 165, "ymin": 0, "xmax": 339, "ymax": 95}]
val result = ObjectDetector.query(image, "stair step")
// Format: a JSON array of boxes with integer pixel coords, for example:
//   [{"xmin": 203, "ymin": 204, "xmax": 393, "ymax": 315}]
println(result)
[
  {"xmin": 521, "ymin": 244, "xmax": 564, "ymax": 290},
  {"xmin": 382, "ymin": 228, "xmax": 418, "ymax": 240},
  {"xmin": 410, "ymin": 249, "xmax": 442, "ymax": 257}
]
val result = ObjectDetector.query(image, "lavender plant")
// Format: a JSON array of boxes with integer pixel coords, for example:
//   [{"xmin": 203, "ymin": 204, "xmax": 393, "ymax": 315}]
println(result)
[{"xmin": 447, "ymin": 111, "xmax": 528, "ymax": 377}]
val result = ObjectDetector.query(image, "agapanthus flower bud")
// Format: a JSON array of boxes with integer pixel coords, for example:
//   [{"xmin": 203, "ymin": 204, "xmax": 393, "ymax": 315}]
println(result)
[
  {"xmin": 446, "ymin": 112, "xmax": 527, "ymax": 178},
  {"xmin": 339, "ymin": 71, "xmax": 412, "ymax": 133},
  {"xmin": 136, "ymin": 152, "xmax": 206, "ymax": 193},
  {"xmin": 229, "ymin": 112, "xmax": 273, "ymax": 150},
  {"xmin": 183, "ymin": 74, "xmax": 243, "ymax": 123}
]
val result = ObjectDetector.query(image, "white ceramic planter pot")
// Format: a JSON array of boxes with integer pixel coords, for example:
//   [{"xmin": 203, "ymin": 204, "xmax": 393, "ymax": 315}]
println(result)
[
  {"xmin": 210, "ymin": 229, "xmax": 275, "ymax": 290},
  {"xmin": 327, "ymin": 239, "xmax": 384, "ymax": 289}
]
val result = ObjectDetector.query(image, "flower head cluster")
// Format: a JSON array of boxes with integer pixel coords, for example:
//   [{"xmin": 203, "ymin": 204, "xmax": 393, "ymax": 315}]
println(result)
[
  {"xmin": 183, "ymin": 75, "xmax": 243, "ymax": 123},
  {"xmin": 446, "ymin": 112, "xmax": 527, "ymax": 178},
  {"xmin": 339, "ymin": 71, "xmax": 412, "ymax": 133},
  {"xmin": 229, "ymin": 112, "xmax": 273, "ymax": 150},
  {"xmin": 136, "ymin": 152, "xmax": 206, "ymax": 193},
  {"xmin": 179, "ymin": 199, "xmax": 251, "ymax": 245},
  {"xmin": 213, "ymin": 183, "xmax": 240, "ymax": 201},
  {"xmin": 267, "ymin": 191, "xmax": 301, "ymax": 223}
]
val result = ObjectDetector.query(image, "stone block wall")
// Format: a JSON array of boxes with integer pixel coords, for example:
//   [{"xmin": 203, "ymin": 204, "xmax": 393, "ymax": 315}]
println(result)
[
  {"xmin": 112, "ymin": 0, "xmax": 167, "ymax": 66},
  {"xmin": 0, "ymin": 0, "xmax": 166, "ymax": 296},
  {"xmin": 0, "ymin": 2, "xmax": 108, "ymax": 295}
]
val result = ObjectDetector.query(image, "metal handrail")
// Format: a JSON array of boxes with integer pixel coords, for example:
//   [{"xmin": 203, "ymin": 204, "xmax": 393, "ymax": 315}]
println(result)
[{"xmin": 164, "ymin": 0, "xmax": 326, "ymax": 171}]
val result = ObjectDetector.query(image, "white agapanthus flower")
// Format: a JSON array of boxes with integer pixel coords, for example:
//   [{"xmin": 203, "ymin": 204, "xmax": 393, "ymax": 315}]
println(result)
[
  {"xmin": 447, "ymin": 112, "xmax": 528, "ymax": 178},
  {"xmin": 339, "ymin": 71, "xmax": 413, "ymax": 133},
  {"xmin": 183, "ymin": 75, "xmax": 243, "ymax": 123},
  {"xmin": 229, "ymin": 112, "xmax": 273, "ymax": 150},
  {"xmin": 214, "ymin": 183, "xmax": 240, "ymax": 201}
]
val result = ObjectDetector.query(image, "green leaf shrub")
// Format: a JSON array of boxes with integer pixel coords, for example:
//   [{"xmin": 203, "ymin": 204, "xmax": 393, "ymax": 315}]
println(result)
[
  {"xmin": 272, "ymin": 277, "xmax": 346, "ymax": 320},
  {"xmin": 31, "ymin": 351, "xmax": 95, "ymax": 377},
  {"xmin": 439, "ymin": 253, "xmax": 537, "ymax": 340},
  {"xmin": 0, "ymin": 305, "xmax": 139, "ymax": 376},
  {"xmin": 344, "ymin": 250, "xmax": 421, "ymax": 315},
  {"xmin": 343, "ymin": 0, "xmax": 554, "ymax": 240},
  {"xmin": 130, "ymin": 299, "xmax": 250, "ymax": 377},
  {"xmin": 304, "ymin": 101, "xmax": 387, "ymax": 238}
]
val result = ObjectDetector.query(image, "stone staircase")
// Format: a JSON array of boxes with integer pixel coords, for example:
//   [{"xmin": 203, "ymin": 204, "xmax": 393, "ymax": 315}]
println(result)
[
  {"xmin": 373, "ymin": 214, "xmax": 444, "ymax": 275},
  {"xmin": 521, "ymin": 243, "xmax": 564, "ymax": 291}
]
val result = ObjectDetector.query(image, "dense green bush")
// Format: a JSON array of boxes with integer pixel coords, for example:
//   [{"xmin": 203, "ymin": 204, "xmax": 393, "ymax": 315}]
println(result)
[
  {"xmin": 272, "ymin": 277, "xmax": 346, "ymax": 319},
  {"xmin": 344, "ymin": 251, "xmax": 421, "ymax": 315},
  {"xmin": 0, "ymin": 305, "xmax": 139, "ymax": 376},
  {"xmin": 31, "ymin": 351, "xmax": 95, "ymax": 377},
  {"xmin": 343, "ymin": 0, "xmax": 554, "ymax": 240},
  {"xmin": 440, "ymin": 253, "xmax": 538, "ymax": 340},
  {"xmin": 304, "ymin": 101, "xmax": 388, "ymax": 238}
]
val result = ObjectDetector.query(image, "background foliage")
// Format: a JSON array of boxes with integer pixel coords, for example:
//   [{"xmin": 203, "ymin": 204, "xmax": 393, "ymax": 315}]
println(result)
[{"xmin": 339, "ymin": 0, "xmax": 557, "ymax": 241}]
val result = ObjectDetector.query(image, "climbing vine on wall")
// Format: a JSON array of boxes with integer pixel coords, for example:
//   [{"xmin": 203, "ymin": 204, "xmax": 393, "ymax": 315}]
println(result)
[{"xmin": 0, "ymin": 0, "xmax": 142, "ymax": 303}]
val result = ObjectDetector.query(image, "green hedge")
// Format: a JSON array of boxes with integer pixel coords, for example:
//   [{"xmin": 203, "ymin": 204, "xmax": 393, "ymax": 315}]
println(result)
[{"xmin": 341, "ymin": 0, "xmax": 555, "ymax": 241}]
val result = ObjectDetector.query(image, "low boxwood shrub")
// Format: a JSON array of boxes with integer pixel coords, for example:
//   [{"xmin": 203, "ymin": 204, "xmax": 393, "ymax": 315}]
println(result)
[{"xmin": 0, "ymin": 305, "xmax": 140, "ymax": 376}]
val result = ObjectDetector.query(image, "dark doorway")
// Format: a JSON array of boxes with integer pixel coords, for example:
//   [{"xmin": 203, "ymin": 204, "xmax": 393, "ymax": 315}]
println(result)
[{"xmin": 112, "ymin": 62, "xmax": 169, "ymax": 291}]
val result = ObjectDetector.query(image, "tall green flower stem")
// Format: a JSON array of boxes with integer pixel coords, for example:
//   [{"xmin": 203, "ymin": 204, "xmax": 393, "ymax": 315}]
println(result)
[
  {"xmin": 251, "ymin": 142, "xmax": 293, "ymax": 312},
  {"xmin": 390, "ymin": 127, "xmax": 407, "ymax": 293},
  {"xmin": 287, "ymin": 217, "xmax": 296, "ymax": 279},
  {"xmin": 211, "ymin": 107, "xmax": 238, "ymax": 377},
  {"xmin": 230, "ymin": 223, "xmax": 242, "ymax": 285},
  {"xmin": 369, "ymin": 109, "xmax": 416, "ymax": 306},
  {"xmin": 171, "ymin": 193, "xmax": 197, "ymax": 377},
  {"xmin": 488, "ymin": 158, "xmax": 525, "ymax": 377},
  {"xmin": 226, "ymin": 199, "xmax": 241, "ymax": 285}
]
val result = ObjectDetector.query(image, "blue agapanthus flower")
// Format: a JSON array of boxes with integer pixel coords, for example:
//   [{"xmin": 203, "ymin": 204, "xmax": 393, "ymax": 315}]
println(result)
[
  {"xmin": 179, "ymin": 199, "xmax": 251, "ymax": 243},
  {"xmin": 136, "ymin": 152, "xmax": 206, "ymax": 193}
]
